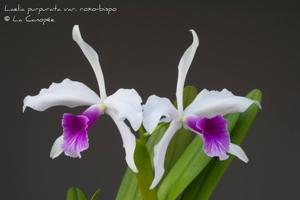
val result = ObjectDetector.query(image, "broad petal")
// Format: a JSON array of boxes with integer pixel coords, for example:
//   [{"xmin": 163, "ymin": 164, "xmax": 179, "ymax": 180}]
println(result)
[
  {"xmin": 107, "ymin": 110, "xmax": 138, "ymax": 173},
  {"xmin": 23, "ymin": 79, "xmax": 100, "ymax": 112},
  {"xmin": 104, "ymin": 89, "xmax": 143, "ymax": 131},
  {"xmin": 62, "ymin": 113, "xmax": 89, "ymax": 158},
  {"xmin": 143, "ymin": 95, "xmax": 178, "ymax": 133},
  {"xmin": 228, "ymin": 143, "xmax": 249, "ymax": 163},
  {"xmin": 50, "ymin": 135, "xmax": 63, "ymax": 159},
  {"xmin": 61, "ymin": 105, "xmax": 101, "ymax": 158},
  {"xmin": 184, "ymin": 89, "xmax": 261, "ymax": 117},
  {"xmin": 176, "ymin": 30, "xmax": 199, "ymax": 113},
  {"xmin": 72, "ymin": 25, "xmax": 107, "ymax": 99},
  {"xmin": 186, "ymin": 115, "xmax": 230, "ymax": 160},
  {"xmin": 150, "ymin": 121, "xmax": 181, "ymax": 189}
]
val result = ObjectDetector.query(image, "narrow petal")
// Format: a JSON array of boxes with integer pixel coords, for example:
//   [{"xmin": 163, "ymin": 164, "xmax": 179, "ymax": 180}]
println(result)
[
  {"xmin": 23, "ymin": 78, "xmax": 100, "ymax": 112},
  {"xmin": 176, "ymin": 30, "xmax": 199, "ymax": 113},
  {"xmin": 50, "ymin": 135, "xmax": 63, "ymax": 159},
  {"xmin": 104, "ymin": 89, "xmax": 143, "ymax": 131},
  {"xmin": 228, "ymin": 143, "xmax": 249, "ymax": 163},
  {"xmin": 150, "ymin": 121, "xmax": 181, "ymax": 189},
  {"xmin": 143, "ymin": 95, "xmax": 178, "ymax": 133},
  {"xmin": 184, "ymin": 89, "xmax": 261, "ymax": 117},
  {"xmin": 186, "ymin": 115, "xmax": 230, "ymax": 160},
  {"xmin": 72, "ymin": 25, "xmax": 107, "ymax": 99},
  {"xmin": 62, "ymin": 105, "xmax": 101, "ymax": 158},
  {"xmin": 107, "ymin": 110, "xmax": 138, "ymax": 173}
]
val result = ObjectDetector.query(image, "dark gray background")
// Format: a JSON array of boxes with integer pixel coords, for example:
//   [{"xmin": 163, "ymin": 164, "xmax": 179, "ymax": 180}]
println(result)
[{"xmin": 1, "ymin": 0, "xmax": 299, "ymax": 199}]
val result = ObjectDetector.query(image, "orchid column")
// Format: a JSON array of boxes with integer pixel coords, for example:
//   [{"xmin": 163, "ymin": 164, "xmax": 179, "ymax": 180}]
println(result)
[
  {"xmin": 143, "ymin": 30, "xmax": 261, "ymax": 189},
  {"xmin": 23, "ymin": 25, "xmax": 143, "ymax": 173}
]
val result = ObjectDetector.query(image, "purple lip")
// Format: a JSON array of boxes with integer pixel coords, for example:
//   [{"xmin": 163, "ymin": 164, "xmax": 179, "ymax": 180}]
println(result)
[
  {"xmin": 62, "ymin": 105, "xmax": 101, "ymax": 158},
  {"xmin": 186, "ymin": 115, "xmax": 230, "ymax": 160}
]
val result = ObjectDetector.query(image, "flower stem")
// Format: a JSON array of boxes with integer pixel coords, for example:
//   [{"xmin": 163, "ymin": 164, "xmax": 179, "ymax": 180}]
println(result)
[
  {"xmin": 138, "ymin": 127, "xmax": 149, "ymax": 144},
  {"xmin": 134, "ymin": 138, "xmax": 158, "ymax": 200}
]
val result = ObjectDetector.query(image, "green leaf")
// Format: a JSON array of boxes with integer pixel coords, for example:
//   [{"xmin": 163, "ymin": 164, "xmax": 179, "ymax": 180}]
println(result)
[
  {"xmin": 181, "ymin": 89, "xmax": 262, "ymax": 200},
  {"xmin": 180, "ymin": 160, "xmax": 217, "ymax": 199},
  {"xmin": 157, "ymin": 113, "xmax": 241, "ymax": 200},
  {"xmin": 134, "ymin": 140, "xmax": 158, "ymax": 200},
  {"xmin": 66, "ymin": 187, "xmax": 87, "ymax": 200},
  {"xmin": 182, "ymin": 85, "xmax": 198, "ymax": 109},
  {"xmin": 90, "ymin": 189, "xmax": 101, "ymax": 200},
  {"xmin": 158, "ymin": 137, "xmax": 210, "ymax": 200},
  {"xmin": 164, "ymin": 128, "xmax": 194, "ymax": 173},
  {"xmin": 115, "ymin": 168, "xmax": 140, "ymax": 200}
]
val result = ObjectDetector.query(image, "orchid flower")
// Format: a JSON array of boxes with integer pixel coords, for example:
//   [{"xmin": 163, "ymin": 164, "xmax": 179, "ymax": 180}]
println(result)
[
  {"xmin": 143, "ymin": 30, "xmax": 261, "ymax": 188},
  {"xmin": 23, "ymin": 25, "xmax": 142, "ymax": 173}
]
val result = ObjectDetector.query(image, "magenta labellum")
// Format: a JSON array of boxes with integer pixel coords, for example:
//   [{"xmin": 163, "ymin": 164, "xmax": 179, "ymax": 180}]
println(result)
[
  {"xmin": 62, "ymin": 105, "xmax": 102, "ymax": 158},
  {"xmin": 186, "ymin": 115, "xmax": 230, "ymax": 160}
]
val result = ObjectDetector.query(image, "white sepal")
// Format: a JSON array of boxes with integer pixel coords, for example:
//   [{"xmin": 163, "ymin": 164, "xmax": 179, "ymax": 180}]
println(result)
[
  {"xmin": 72, "ymin": 25, "xmax": 107, "ymax": 99},
  {"xmin": 50, "ymin": 135, "xmax": 64, "ymax": 159},
  {"xmin": 107, "ymin": 110, "xmax": 138, "ymax": 173},
  {"xmin": 150, "ymin": 121, "xmax": 181, "ymax": 189},
  {"xmin": 228, "ymin": 143, "xmax": 249, "ymax": 163},
  {"xmin": 104, "ymin": 88, "xmax": 143, "ymax": 131},
  {"xmin": 184, "ymin": 89, "xmax": 261, "ymax": 117},
  {"xmin": 143, "ymin": 95, "xmax": 178, "ymax": 133},
  {"xmin": 23, "ymin": 79, "xmax": 100, "ymax": 112},
  {"xmin": 176, "ymin": 30, "xmax": 199, "ymax": 113}
]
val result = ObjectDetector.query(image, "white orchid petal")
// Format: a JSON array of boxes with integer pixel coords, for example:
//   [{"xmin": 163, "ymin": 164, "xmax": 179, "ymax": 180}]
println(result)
[
  {"xmin": 50, "ymin": 135, "xmax": 63, "ymax": 159},
  {"xmin": 72, "ymin": 25, "xmax": 107, "ymax": 99},
  {"xmin": 107, "ymin": 110, "xmax": 138, "ymax": 173},
  {"xmin": 150, "ymin": 121, "xmax": 181, "ymax": 189},
  {"xmin": 104, "ymin": 89, "xmax": 143, "ymax": 131},
  {"xmin": 143, "ymin": 95, "xmax": 178, "ymax": 133},
  {"xmin": 176, "ymin": 30, "xmax": 199, "ymax": 113},
  {"xmin": 228, "ymin": 143, "xmax": 249, "ymax": 163},
  {"xmin": 184, "ymin": 89, "xmax": 261, "ymax": 117},
  {"xmin": 23, "ymin": 79, "xmax": 100, "ymax": 112}
]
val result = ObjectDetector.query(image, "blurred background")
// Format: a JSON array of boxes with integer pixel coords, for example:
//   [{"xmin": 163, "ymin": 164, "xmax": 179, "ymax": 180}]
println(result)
[{"xmin": 1, "ymin": 0, "xmax": 299, "ymax": 199}]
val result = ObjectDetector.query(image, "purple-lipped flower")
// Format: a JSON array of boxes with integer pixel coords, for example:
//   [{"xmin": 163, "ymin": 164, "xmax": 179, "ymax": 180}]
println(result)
[
  {"xmin": 23, "ymin": 25, "xmax": 142, "ymax": 172},
  {"xmin": 143, "ymin": 30, "xmax": 262, "ymax": 188}
]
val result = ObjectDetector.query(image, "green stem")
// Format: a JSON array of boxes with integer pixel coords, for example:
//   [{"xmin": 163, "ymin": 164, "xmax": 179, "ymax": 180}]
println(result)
[
  {"xmin": 134, "ymin": 139, "xmax": 158, "ymax": 200},
  {"xmin": 138, "ymin": 127, "xmax": 148, "ymax": 144}
]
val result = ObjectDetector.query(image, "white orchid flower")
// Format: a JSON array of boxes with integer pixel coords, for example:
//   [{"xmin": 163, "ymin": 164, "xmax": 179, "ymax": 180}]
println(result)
[
  {"xmin": 23, "ymin": 25, "xmax": 142, "ymax": 173},
  {"xmin": 143, "ymin": 30, "xmax": 261, "ymax": 188}
]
